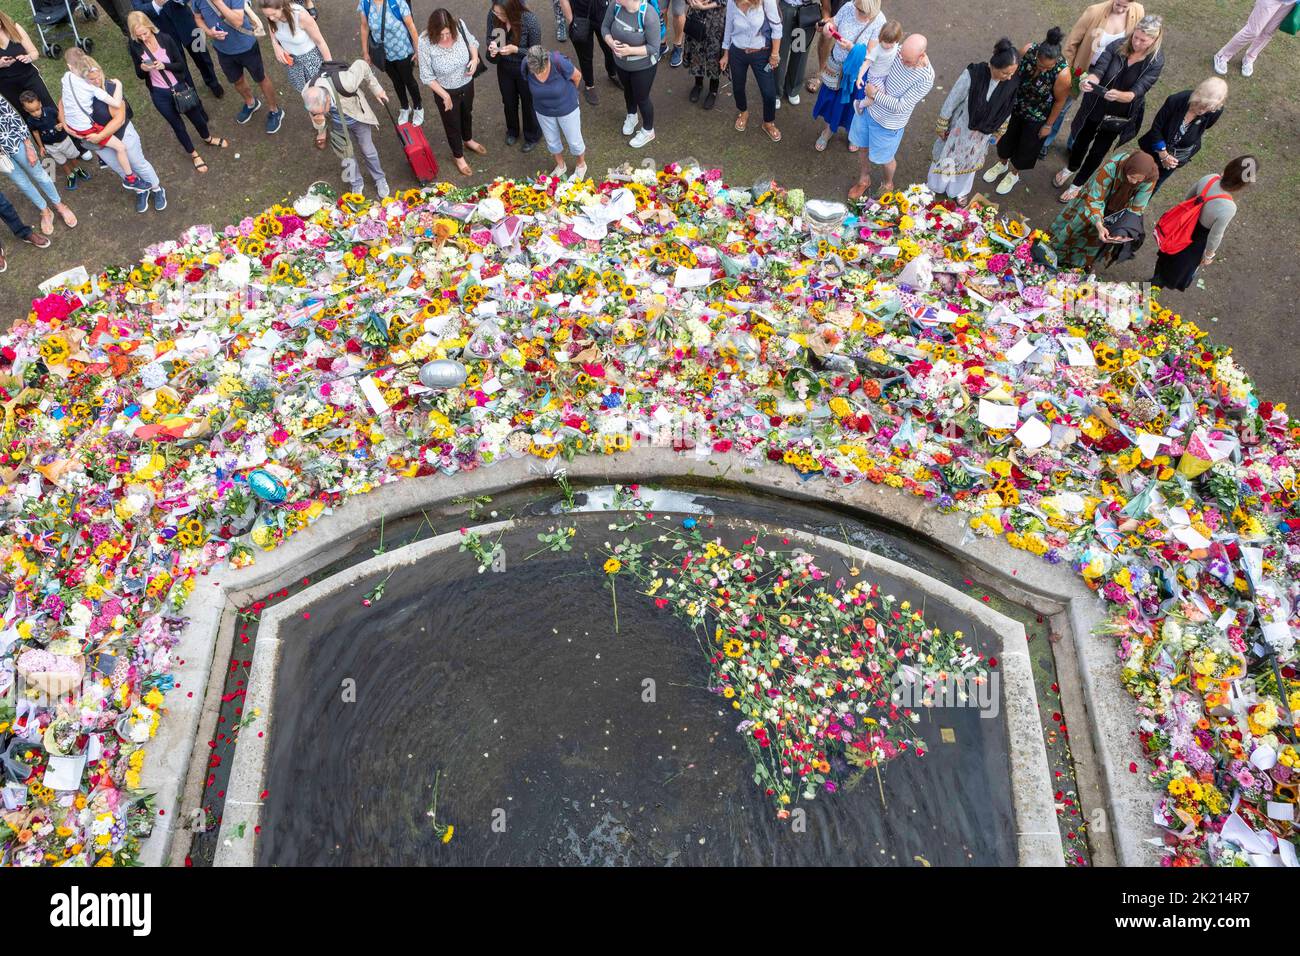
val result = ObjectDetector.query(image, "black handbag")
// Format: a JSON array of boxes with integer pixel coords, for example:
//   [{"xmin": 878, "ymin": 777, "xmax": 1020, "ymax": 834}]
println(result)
[
  {"xmin": 1097, "ymin": 104, "xmax": 1134, "ymax": 132},
  {"xmin": 460, "ymin": 19, "xmax": 488, "ymax": 77},
  {"xmin": 570, "ymin": 12, "xmax": 592, "ymax": 42},
  {"xmin": 171, "ymin": 82, "xmax": 200, "ymax": 113},
  {"xmin": 1092, "ymin": 54, "xmax": 1154, "ymax": 132},
  {"xmin": 683, "ymin": 11, "xmax": 707, "ymax": 42},
  {"xmin": 143, "ymin": 46, "xmax": 199, "ymax": 113},
  {"xmin": 367, "ymin": 0, "xmax": 390, "ymax": 72}
]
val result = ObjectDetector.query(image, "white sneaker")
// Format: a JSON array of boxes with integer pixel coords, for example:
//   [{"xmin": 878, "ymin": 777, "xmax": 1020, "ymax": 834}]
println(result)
[
  {"xmin": 775, "ymin": 97, "xmax": 781, "ymax": 109},
  {"xmin": 629, "ymin": 128, "xmax": 655, "ymax": 148},
  {"xmin": 622, "ymin": 113, "xmax": 638, "ymax": 135},
  {"xmin": 1212, "ymin": 54, "xmax": 1229, "ymax": 76},
  {"xmin": 571, "ymin": 164, "xmax": 588, "ymax": 181},
  {"xmin": 982, "ymin": 160, "xmax": 1008, "ymax": 183},
  {"xmin": 995, "ymin": 170, "xmax": 1020, "ymax": 195},
  {"xmin": 1241, "ymin": 57, "xmax": 1255, "ymax": 77},
  {"xmin": 376, "ymin": 180, "xmax": 390, "ymax": 198},
  {"xmin": 550, "ymin": 164, "xmax": 567, "ymax": 177},
  {"xmin": 786, "ymin": 93, "xmax": 800, "ymax": 106},
  {"xmin": 398, "ymin": 108, "xmax": 411, "ymax": 126},
  {"xmin": 412, "ymin": 108, "xmax": 425, "ymax": 125}
]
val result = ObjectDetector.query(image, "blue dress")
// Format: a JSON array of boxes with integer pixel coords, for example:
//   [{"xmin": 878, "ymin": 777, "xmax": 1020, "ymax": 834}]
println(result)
[{"xmin": 811, "ymin": 7, "xmax": 881, "ymax": 132}]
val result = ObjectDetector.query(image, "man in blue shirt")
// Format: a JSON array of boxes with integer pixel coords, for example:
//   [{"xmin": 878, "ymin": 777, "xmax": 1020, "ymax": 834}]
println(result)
[
  {"xmin": 190, "ymin": 0, "xmax": 284, "ymax": 131},
  {"xmin": 135, "ymin": 0, "xmax": 224, "ymax": 97}
]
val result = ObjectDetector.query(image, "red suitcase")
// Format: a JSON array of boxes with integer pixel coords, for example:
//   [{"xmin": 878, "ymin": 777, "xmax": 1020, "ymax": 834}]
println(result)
[{"xmin": 385, "ymin": 102, "xmax": 438, "ymax": 183}]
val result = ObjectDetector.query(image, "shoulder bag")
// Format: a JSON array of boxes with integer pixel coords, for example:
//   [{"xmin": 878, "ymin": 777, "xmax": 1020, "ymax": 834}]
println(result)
[
  {"xmin": 459, "ymin": 19, "xmax": 488, "ymax": 77},
  {"xmin": 365, "ymin": 0, "xmax": 391, "ymax": 71},
  {"xmin": 144, "ymin": 44, "xmax": 200, "ymax": 114}
]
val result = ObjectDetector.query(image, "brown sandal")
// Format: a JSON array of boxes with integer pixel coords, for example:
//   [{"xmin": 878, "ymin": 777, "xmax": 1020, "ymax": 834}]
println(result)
[
  {"xmin": 206, "ymin": 137, "xmax": 229, "ymax": 149},
  {"xmin": 763, "ymin": 123, "xmax": 781, "ymax": 143},
  {"xmin": 193, "ymin": 155, "xmax": 209, "ymax": 173},
  {"xmin": 735, "ymin": 112, "xmax": 748, "ymax": 132}
]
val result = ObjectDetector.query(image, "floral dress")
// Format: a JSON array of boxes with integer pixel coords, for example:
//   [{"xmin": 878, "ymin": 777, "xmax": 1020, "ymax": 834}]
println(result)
[
  {"xmin": 1011, "ymin": 44, "xmax": 1065, "ymax": 123},
  {"xmin": 927, "ymin": 66, "xmax": 1010, "ymax": 201},
  {"xmin": 1050, "ymin": 150, "xmax": 1153, "ymax": 269},
  {"xmin": 683, "ymin": 2, "xmax": 725, "ymax": 81}
]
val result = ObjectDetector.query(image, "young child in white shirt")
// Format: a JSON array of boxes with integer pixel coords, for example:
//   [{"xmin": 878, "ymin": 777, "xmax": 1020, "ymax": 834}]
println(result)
[
  {"xmin": 853, "ymin": 20, "xmax": 903, "ymax": 113},
  {"xmin": 60, "ymin": 67, "xmax": 150, "ymax": 191}
]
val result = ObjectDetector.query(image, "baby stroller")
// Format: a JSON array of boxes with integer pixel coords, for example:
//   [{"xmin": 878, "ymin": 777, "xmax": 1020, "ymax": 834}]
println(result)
[{"xmin": 27, "ymin": 0, "xmax": 99, "ymax": 59}]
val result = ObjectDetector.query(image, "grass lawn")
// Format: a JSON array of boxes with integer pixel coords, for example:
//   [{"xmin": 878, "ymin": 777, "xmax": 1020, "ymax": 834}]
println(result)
[{"xmin": 0, "ymin": 0, "xmax": 1297, "ymax": 402}]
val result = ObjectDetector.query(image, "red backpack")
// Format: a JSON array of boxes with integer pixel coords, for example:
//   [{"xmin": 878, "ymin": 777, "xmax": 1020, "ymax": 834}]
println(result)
[{"xmin": 1154, "ymin": 175, "xmax": 1221, "ymax": 255}]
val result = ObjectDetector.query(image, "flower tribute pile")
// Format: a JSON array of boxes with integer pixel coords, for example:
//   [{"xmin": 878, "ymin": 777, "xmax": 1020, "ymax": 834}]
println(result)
[
  {"xmin": 604, "ymin": 519, "xmax": 987, "ymax": 813},
  {"xmin": 0, "ymin": 163, "xmax": 1296, "ymax": 867}
]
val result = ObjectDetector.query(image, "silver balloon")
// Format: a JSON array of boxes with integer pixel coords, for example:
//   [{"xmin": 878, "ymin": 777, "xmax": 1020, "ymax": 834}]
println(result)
[
  {"xmin": 804, "ymin": 199, "xmax": 848, "ymax": 241},
  {"xmin": 418, "ymin": 359, "xmax": 468, "ymax": 390}
]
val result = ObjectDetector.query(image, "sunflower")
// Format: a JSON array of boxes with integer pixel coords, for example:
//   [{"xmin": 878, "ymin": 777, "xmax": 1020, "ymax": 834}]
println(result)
[
  {"xmin": 722, "ymin": 639, "xmax": 746, "ymax": 658},
  {"xmin": 603, "ymin": 558, "xmax": 622, "ymax": 574},
  {"xmin": 39, "ymin": 335, "xmax": 71, "ymax": 365}
]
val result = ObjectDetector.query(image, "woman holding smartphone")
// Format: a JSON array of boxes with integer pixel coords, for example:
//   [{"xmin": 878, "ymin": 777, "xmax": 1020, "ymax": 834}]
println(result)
[
  {"xmin": 261, "ymin": 0, "xmax": 333, "ymax": 93},
  {"xmin": 126, "ymin": 11, "xmax": 228, "ymax": 174},
  {"xmin": 810, "ymin": 0, "xmax": 884, "ymax": 150}
]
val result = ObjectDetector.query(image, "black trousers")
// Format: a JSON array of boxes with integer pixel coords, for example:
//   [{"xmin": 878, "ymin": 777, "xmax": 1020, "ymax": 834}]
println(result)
[
  {"xmin": 383, "ymin": 55, "xmax": 422, "ymax": 111},
  {"xmin": 775, "ymin": 0, "xmax": 819, "ymax": 99},
  {"xmin": 0, "ymin": 73, "xmax": 55, "ymax": 112},
  {"xmin": 617, "ymin": 63, "xmax": 656, "ymax": 130},
  {"xmin": 996, "ymin": 112, "xmax": 1046, "ymax": 171},
  {"xmin": 437, "ymin": 82, "xmax": 475, "ymax": 158},
  {"xmin": 149, "ymin": 85, "xmax": 211, "ymax": 155},
  {"xmin": 1068, "ymin": 118, "xmax": 1121, "ymax": 187},
  {"xmin": 571, "ymin": 28, "xmax": 616, "ymax": 85},
  {"xmin": 101, "ymin": 0, "xmax": 133, "ymax": 34},
  {"xmin": 497, "ymin": 60, "xmax": 540, "ymax": 142}
]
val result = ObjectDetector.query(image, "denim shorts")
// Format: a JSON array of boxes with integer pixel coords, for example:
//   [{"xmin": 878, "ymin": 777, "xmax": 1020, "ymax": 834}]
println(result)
[{"xmin": 849, "ymin": 107, "xmax": 906, "ymax": 164}]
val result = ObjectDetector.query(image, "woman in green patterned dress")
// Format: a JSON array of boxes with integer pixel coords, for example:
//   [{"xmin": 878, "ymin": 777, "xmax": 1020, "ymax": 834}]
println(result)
[{"xmin": 1050, "ymin": 148, "xmax": 1158, "ymax": 269}]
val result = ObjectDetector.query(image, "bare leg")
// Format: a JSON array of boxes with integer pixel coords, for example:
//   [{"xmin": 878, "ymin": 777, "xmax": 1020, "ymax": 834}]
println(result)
[
  {"xmin": 880, "ymin": 159, "xmax": 897, "ymax": 193},
  {"xmin": 233, "ymin": 76, "xmax": 254, "ymax": 108},
  {"xmin": 258, "ymin": 75, "xmax": 280, "ymax": 112},
  {"xmin": 848, "ymin": 149, "xmax": 872, "ymax": 198}
]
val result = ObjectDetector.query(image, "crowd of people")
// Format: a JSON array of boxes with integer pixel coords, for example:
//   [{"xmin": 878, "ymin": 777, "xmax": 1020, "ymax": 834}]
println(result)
[{"xmin": 1, "ymin": 0, "xmax": 1295, "ymax": 289}]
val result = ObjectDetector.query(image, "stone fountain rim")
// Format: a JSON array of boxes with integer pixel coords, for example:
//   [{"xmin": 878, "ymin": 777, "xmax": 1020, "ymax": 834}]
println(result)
[{"xmin": 145, "ymin": 449, "xmax": 1151, "ymax": 866}]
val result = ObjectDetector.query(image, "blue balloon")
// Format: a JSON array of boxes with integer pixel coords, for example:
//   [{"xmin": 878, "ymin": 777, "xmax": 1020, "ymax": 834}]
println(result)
[{"xmin": 248, "ymin": 469, "xmax": 287, "ymax": 503}]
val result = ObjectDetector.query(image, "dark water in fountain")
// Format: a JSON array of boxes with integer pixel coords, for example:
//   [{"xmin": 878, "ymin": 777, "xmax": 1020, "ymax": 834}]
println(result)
[{"xmin": 258, "ymin": 513, "xmax": 1015, "ymax": 866}]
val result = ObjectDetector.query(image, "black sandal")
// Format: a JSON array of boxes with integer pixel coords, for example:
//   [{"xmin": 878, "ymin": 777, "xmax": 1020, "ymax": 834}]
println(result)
[{"xmin": 206, "ymin": 137, "xmax": 229, "ymax": 149}]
